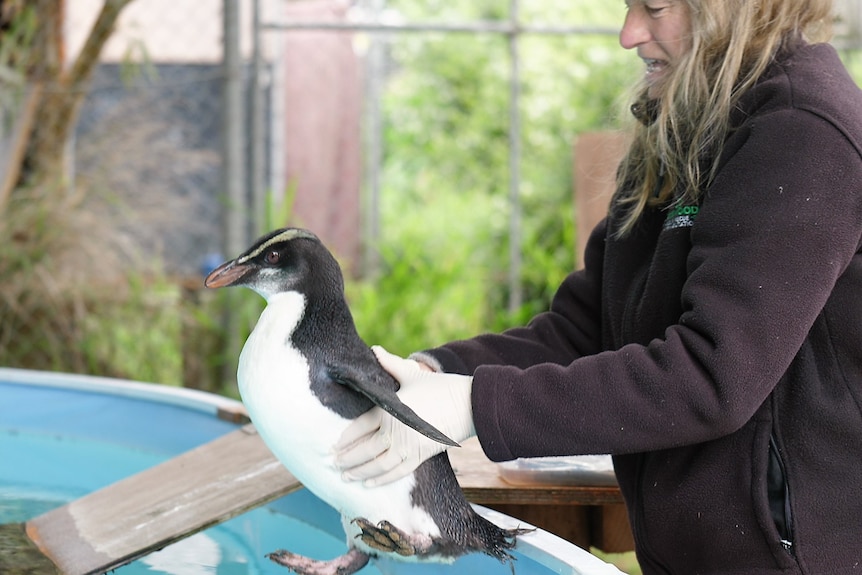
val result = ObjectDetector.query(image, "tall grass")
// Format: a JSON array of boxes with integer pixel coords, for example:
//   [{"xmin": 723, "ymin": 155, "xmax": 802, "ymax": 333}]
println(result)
[{"xmin": 0, "ymin": 183, "xmax": 208, "ymax": 388}]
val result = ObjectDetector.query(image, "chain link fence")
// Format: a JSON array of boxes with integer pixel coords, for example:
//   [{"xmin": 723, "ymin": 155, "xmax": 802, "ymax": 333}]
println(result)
[
  {"xmin": 1, "ymin": 1, "xmax": 860, "ymax": 391},
  {"xmin": 3, "ymin": 1, "xmax": 861, "ymax": 274},
  {"xmin": 70, "ymin": 0, "xmax": 228, "ymax": 276}
]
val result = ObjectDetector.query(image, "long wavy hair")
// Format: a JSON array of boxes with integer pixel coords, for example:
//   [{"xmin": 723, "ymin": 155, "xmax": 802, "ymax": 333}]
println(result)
[{"xmin": 613, "ymin": 0, "xmax": 834, "ymax": 237}]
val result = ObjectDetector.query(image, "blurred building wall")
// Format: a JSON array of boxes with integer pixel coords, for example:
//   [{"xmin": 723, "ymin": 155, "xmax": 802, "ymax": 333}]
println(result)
[{"xmin": 281, "ymin": 1, "xmax": 362, "ymax": 270}]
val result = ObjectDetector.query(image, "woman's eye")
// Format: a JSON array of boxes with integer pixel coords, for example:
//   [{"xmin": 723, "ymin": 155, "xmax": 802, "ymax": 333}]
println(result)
[
  {"xmin": 265, "ymin": 250, "xmax": 280, "ymax": 265},
  {"xmin": 644, "ymin": 2, "xmax": 669, "ymax": 16}
]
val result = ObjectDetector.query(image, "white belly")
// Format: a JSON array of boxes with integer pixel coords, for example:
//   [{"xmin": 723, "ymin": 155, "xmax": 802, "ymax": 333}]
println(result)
[{"xmin": 237, "ymin": 293, "xmax": 441, "ymax": 553}]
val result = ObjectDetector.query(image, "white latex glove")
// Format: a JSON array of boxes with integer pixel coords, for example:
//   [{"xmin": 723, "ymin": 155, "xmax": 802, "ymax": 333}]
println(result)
[{"xmin": 333, "ymin": 346, "xmax": 475, "ymax": 486}]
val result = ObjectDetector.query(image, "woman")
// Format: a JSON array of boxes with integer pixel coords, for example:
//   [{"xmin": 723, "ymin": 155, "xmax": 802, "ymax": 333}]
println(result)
[{"xmin": 336, "ymin": 1, "xmax": 862, "ymax": 572}]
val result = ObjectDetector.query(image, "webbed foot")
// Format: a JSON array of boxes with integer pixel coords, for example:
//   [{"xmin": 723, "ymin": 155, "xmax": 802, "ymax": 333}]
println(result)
[
  {"xmin": 267, "ymin": 547, "xmax": 369, "ymax": 575},
  {"xmin": 352, "ymin": 518, "xmax": 432, "ymax": 557}
]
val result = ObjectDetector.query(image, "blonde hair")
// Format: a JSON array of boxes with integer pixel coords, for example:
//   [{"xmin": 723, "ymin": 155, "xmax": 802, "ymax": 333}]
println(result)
[{"xmin": 613, "ymin": 0, "xmax": 834, "ymax": 236}]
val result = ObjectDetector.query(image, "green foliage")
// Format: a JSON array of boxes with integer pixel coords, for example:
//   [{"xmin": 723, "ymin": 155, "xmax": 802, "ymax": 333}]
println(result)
[
  {"xmin": 78, "ymin": 278, "xmax": 184, "ymax": 385},
  {"xmin": 347, "ymin": 191, "xmax": 503, "ymax": 355},
  {"xmin": 0, "ymin": 3, "xmax": 35, "ymax": 72},
  {"xmin": 348, "ymin": 3, "xmax": 635, "ymax": 349},
  {"xmin": 519, "ymin": 0, "xmax": 626, "ymax": 25},
  {"xmin": 119, "ymin": 38, "xmax": 159, "ymax": 86},
  {"xmin": 0, "ymin": 186, "xmax": 186, "ymax": 385},
  {"xmin": 0, "ymin": 4, "xmax": 35, "ymax": 132},
  {"xmin": 839, "ymin": 49, "xmax": 862, "ymax": 84},
  {"xmin": 381, "ymin": 34, "xmax": 510, "ymax": 199},
  {"xmin": 591, "ymin": 549, "xmax": 642, "ymax": 575}
]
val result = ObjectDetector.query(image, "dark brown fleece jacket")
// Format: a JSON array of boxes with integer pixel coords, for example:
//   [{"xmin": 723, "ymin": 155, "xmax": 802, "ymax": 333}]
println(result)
[{"xmin": 425, "ymin": 42, "xmax": 862, "ymax": 574}]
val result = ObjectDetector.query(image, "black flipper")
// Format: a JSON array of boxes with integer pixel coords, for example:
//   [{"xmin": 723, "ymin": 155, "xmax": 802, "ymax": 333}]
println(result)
[{"xmin": 329, "ymin": 365, "xmax": 459, "ymax": 447}]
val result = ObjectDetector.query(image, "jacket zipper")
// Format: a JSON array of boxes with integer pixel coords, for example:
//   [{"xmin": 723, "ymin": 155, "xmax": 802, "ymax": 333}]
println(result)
[{"xmin": 768, "ymin": 434, "xmax": 795, "ymax": 554}]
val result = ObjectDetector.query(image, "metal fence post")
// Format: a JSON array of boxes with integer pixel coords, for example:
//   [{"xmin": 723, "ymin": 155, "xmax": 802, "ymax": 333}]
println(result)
[
  {"xmin": 250, "ymin": 0, "xmax": 266, "ymax": 236},
  {"xmin": 222, "ymin": 0, "xmax": 245, "ymax": 389},
  {"xmin": 507, "ymin": 0, "xmax": 523, "ymax": 314},
  {"xmin": 363, "ymin": 0, "xmax": 386, "ymax": 278}
]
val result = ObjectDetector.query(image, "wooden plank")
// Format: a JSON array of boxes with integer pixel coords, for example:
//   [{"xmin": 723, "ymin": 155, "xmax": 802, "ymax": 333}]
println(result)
[
  {"xmin": 25, "ymin": 425, "xmax": 300, "ymax": 575},
  {"xmin": 451, "ymin": 437, "xmax": 624, "ymax": 506}
]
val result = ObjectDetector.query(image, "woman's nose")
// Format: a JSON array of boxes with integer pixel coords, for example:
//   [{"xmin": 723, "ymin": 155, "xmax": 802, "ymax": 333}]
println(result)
[{"xmin": 620, "ymin": 7, "xmax": 650, "ymax": 49}]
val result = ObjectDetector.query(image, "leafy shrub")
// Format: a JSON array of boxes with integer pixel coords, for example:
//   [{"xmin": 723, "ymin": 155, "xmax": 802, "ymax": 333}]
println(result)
[{"xmin": 347, "ymin": 3, "xmax": 635, "ymax": 352}]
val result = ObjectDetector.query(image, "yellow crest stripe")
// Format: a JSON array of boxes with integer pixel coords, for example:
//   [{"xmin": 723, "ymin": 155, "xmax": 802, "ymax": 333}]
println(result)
[{"xmin": 238, "ymin": 228, "xmax": 317, "ymax": 263}]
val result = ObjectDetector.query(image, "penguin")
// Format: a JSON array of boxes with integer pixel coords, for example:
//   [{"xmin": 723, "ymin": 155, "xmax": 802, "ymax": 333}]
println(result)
[{"xmin": 204, "ymin": 227, "xmax": 529, "ymax": 575}]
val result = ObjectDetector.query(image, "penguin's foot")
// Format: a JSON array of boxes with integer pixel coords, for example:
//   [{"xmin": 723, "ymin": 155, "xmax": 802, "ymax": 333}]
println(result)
[
  {"xmin": 352, "ymin": 518, "xmax": 432, "ymax": 557},
  {"xmin": 267, "ymin": 547, "xmax": 369, "ymax": 575}
]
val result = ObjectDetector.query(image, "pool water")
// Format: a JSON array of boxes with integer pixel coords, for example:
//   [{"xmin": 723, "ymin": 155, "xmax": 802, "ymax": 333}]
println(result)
[
  {"xmin": 0, "ymin": 372, "xmax": 616, "ymax": 575},
  {"xmin": 1, "ymin": 421, "xmax": 373, "ymax": 575}
]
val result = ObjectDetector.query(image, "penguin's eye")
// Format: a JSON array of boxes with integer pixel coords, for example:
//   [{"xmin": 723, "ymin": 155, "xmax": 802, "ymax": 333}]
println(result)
[{"xmin": 264, "ymin": 250, "xmax": 280, "ymax": 265}]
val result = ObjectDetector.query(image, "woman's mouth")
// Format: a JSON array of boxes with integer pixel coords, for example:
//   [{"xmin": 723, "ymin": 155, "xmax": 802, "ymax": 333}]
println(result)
[
  {"xmin": 643, "ymin": 58, "xmax": 670, "ymax": 96},
  {"xmin": 644, "ymin": 58, "xmax": 668, "ymax": 79}
]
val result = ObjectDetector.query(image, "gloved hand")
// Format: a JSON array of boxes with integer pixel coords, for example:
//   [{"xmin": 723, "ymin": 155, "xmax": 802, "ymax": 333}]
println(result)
[{"xmin": 333, "ymin": 346, "xmax": 475, "ymax": 486}]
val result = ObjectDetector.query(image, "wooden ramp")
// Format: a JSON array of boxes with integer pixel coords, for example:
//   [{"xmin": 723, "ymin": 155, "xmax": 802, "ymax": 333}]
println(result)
[{"xmin": 24, "ymin": 424, "xmax": 300, "ymax": 575}]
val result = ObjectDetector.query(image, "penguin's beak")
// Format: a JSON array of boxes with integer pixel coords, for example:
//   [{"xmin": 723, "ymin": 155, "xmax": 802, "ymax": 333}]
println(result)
[{"xmin": 204, "ymin": 259, "xmax": 251, "ymax": 289}]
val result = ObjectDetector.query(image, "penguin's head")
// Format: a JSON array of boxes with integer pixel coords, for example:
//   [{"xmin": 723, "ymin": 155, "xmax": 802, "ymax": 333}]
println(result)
[{"xmin": 204, "ymin": 227, "xmax": 344, "ymax": 301}]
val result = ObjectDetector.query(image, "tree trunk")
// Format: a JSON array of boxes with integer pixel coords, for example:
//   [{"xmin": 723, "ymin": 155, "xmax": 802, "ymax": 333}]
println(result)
[{"xmin": 16, "ymin": 0, "xmax": 134, "ymax": 191}]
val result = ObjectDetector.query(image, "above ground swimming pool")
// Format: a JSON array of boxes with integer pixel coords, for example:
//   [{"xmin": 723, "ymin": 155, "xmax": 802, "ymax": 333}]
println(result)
[{"xmin": 0, "ymin": 368, "xmax": 623, "ymax": 575}]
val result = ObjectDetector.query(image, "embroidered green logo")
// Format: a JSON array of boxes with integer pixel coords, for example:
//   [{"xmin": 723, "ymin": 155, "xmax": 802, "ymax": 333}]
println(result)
[{"xmin": 664, "ymin": 204, "xmax": 699, "ymax": 230}]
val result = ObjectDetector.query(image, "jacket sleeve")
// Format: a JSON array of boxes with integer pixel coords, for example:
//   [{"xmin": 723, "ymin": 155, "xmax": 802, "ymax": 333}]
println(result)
[
  {"xmin": 424, "ymin": 218, "xmax": 608, "ymax": 376},
  {"xmin": 440, "ymin": 107, "xmax": 862, "ymax": 462}
]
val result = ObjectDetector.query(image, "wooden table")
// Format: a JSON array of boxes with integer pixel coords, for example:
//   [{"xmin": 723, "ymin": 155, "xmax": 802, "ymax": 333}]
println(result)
[{"xmin": 449, "ymin": 438, "xmax": 634, "ymax": 553}]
